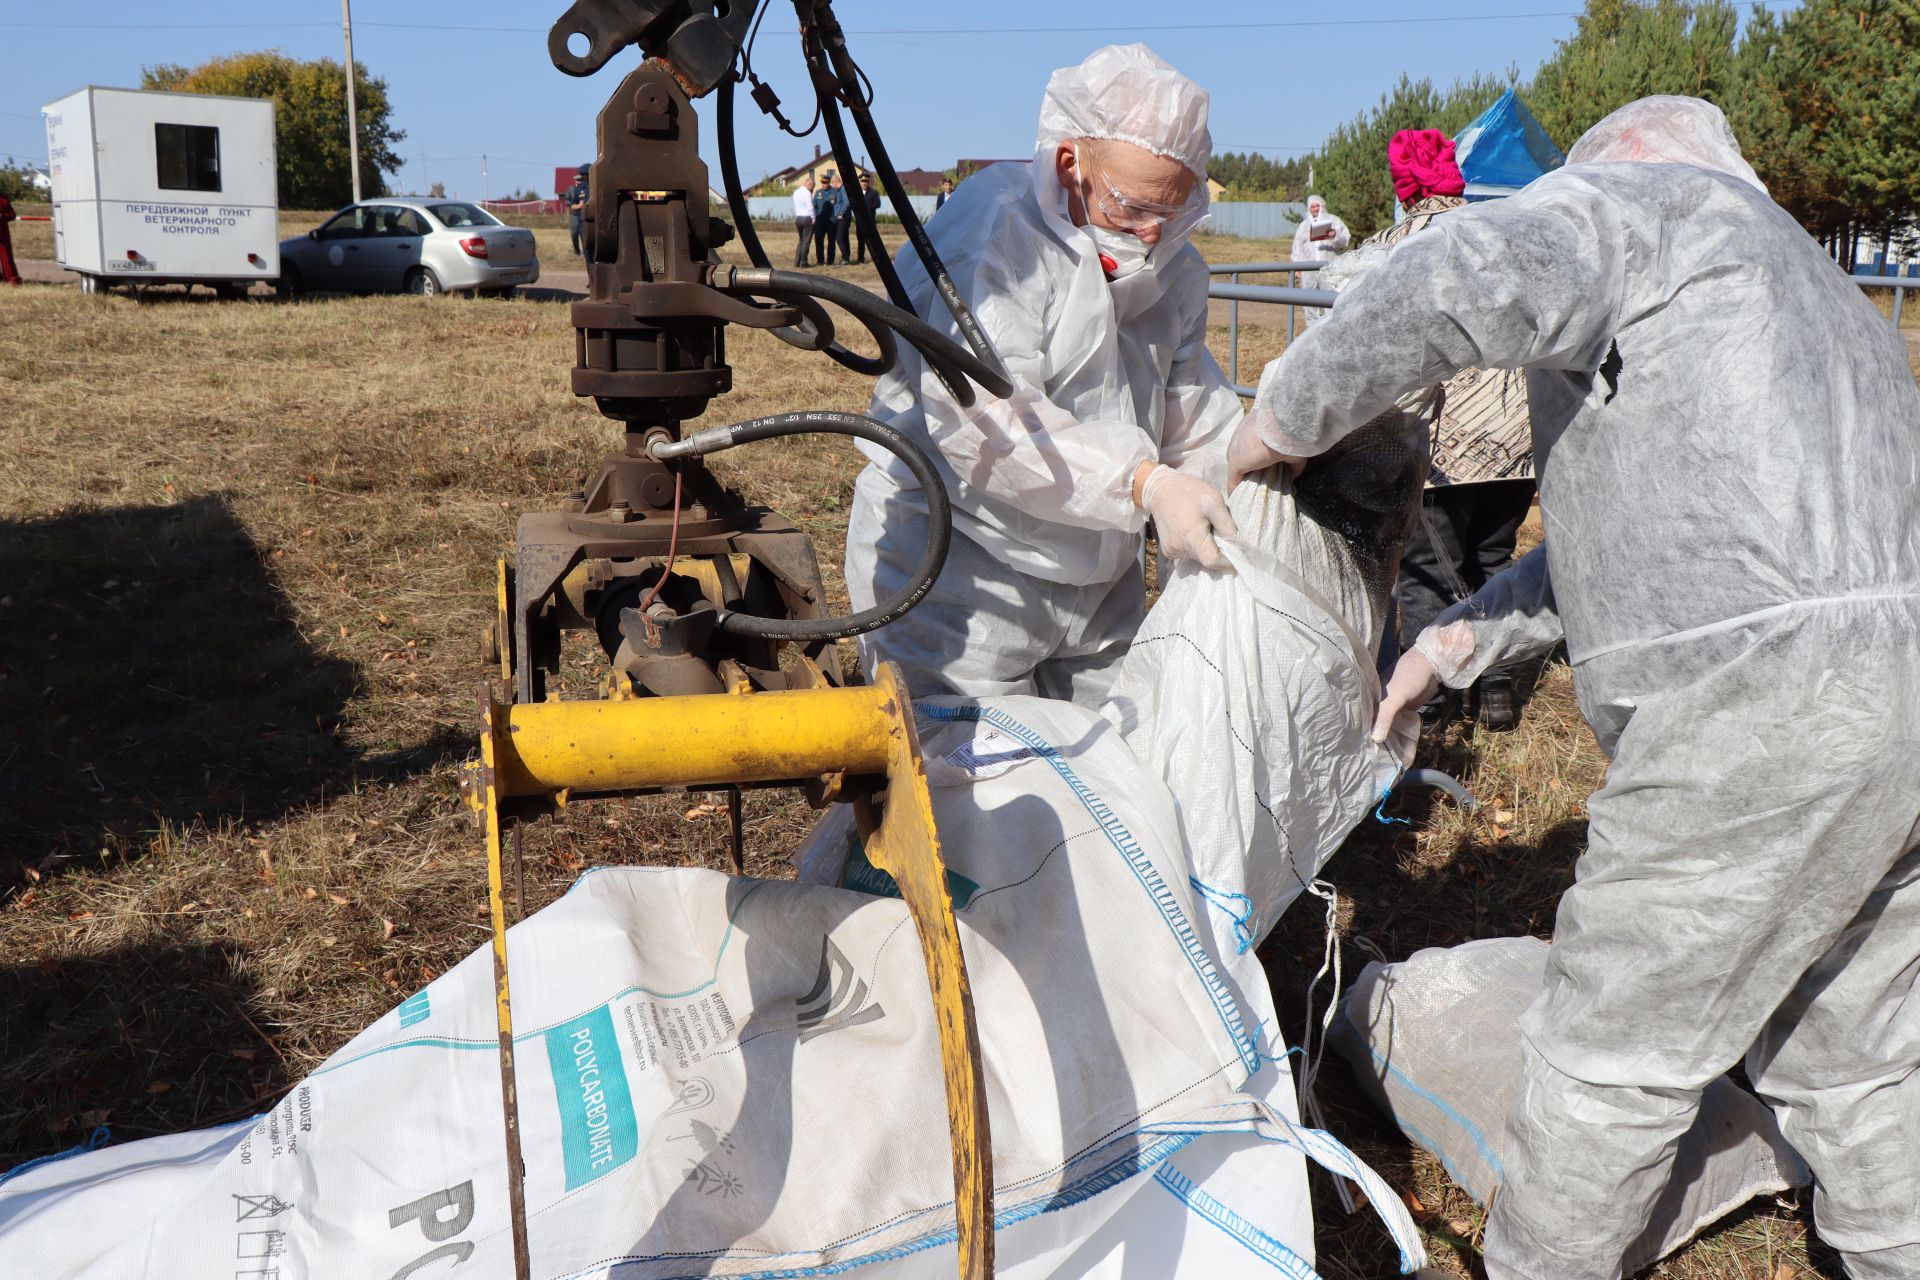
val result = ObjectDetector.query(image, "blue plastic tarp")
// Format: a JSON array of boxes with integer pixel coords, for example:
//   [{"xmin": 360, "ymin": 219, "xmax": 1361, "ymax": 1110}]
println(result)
[{"xmin": 1455, "ymin": 89, "xmax": 1564, "ymax": 192}]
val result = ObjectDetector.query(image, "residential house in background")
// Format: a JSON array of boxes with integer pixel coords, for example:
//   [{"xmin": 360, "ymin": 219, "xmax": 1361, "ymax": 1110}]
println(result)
[
  {"xmin": 953, "ymin": 158, "xmax": 1025, "ymax": 180},
  {"xmin": 748, "ymin": 153, "xmax": 1031, "ymax": 200}
]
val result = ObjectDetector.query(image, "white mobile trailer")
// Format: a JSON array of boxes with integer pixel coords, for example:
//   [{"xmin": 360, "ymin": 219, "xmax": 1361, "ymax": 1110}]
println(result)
[{"xmin": 44, "ymin": 86, "xmax": 278, "ymax": 296}]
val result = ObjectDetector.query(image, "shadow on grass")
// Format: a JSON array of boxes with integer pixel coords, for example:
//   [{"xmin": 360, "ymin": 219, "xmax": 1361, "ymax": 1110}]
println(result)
[
  {"xmin": 0, "ymin": 495, "xmax": 463, "ymax": 884},
  {"xmin": 0, "ymin": 941, "xmax": 283, "ymax": 1163}
]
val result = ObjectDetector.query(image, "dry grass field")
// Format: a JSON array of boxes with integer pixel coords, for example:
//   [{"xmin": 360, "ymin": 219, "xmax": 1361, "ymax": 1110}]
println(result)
[{"xmin": 0, "ymin": 220, "xmax": 1893, "ymax": 1279}]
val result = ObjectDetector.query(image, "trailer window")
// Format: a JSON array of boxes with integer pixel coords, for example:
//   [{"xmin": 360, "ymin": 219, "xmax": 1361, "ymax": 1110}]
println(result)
[{"xmin": 155, "ymin": 123, "xmax": 221, "ymax": 193}]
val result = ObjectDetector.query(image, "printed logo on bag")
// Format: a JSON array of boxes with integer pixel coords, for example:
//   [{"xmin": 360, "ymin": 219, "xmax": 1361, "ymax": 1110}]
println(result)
[
  {"xmin": 793, "ymin": 937, "xmax": 884, "ymax": 1043},
  {"xmin": 673, "ymin": 1120, "xmax": 744, "ymax": 1199},
  {"xmin": 396, "ymin": 990, "xmax": 431, "ymax": 1028},
  {"xmin": 663, "ymin": 1076, "xmax": 715, "ymax": 1117},
  {"xmin": 542, "ymin": 1006, "xmax": 641, "ymax": 1190},
  {"xmin": 233, "ymin": 1194, "xmax": 295, "ymax": 1221}
]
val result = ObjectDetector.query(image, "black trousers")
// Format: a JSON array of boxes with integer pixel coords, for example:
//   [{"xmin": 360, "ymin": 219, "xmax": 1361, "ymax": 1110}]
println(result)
[
  {"xmin": 855, "ymin": 219, "xmax": 882, "ymax": 263},
  {"xmin": 794, "ymin": 217, "xmax": 813, "ymax": 266},
  {"xmin": 813, "ymin": 216, "xmax": 836, "ymax": 264},
  {"xmin": 835, "ymin": 214, "xmax": 852, "ymax": 262},
  {"xmin": 1395, "ymin": 478, "xmax": 1537, "ymax": 652}
]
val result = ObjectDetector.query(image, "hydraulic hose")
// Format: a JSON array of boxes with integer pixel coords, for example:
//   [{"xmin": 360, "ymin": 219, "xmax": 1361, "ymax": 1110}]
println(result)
[
  {"xmin": 756, "ymin": 285, "xmax": 899, "ymax": 369},
  {"xmin": 715, "ymin": 74, "xmax": 771, "ymax": 267},
  {"xmin": 651, "ymin": 411, "xmax": 951, "ymax": 641},
  {"xmin": 812, "ymin": 10, "xmax": 1010, "ymax": 383},
  {"xmin": 800, "ymin": 30, "xmax": 917, "ymax": 314},
  {"xmin": 717, "ymin": 74, "xmax": 882, "ymax": 371},
  {"xmin": 717, "ymin": 265, "xmax": 1014, "ymax": 405}
]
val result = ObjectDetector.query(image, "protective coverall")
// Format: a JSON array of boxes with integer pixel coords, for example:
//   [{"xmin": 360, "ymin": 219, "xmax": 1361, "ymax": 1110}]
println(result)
[
  {"xmin": 1289, "ymin": 196, "xmax": 1350, "ymax": 265},
  {"xmin": 845, "ymin": 44, "xmax": 1242, "ymax": 704},
  {"xmin": 1233, "ymin": 97, "xmax": 1920, "ymax": 1280}
]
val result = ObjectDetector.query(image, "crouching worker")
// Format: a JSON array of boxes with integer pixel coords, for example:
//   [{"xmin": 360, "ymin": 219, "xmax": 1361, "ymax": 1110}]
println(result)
[
  {"xmin": 1229, "ymin": 96, "xmax": 1920, "ymax": 1280},
  {"xmin": 845, "ymin": 44, "xmax": 1241, "ymax": 705}
]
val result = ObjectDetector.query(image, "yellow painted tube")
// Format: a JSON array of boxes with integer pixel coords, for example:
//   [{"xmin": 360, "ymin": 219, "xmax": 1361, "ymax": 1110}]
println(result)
[{"xmin": 492, "ymin": 684, "xmax": 900, "ymax": 796}]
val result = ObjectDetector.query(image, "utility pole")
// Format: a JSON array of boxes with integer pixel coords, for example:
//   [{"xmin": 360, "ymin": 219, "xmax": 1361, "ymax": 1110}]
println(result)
[
  {"xmin": 482, "ymin": 154, "xmax": 490, "ymax": 204},
  {"xmin": 341, "ymin": 0, "xmax": 362, "ymax": 203}
]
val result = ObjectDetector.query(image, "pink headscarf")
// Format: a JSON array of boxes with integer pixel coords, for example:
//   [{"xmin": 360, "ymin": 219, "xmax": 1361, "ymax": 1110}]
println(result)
[{"xmin": 1389, "ymin": 129, "xmax": 1465, "ymax": 203}]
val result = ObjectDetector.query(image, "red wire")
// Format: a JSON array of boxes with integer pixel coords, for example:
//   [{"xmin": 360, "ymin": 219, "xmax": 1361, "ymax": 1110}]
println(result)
[{"xmin": 639, "ymin": 468, "xmax": 684, "ymax": 616}]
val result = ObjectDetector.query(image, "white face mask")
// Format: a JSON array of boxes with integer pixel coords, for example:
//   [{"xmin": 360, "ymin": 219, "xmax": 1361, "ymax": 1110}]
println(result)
[{"xmin": 1088, "ymin": 224, "xmax": 1153, "ymax": 281}]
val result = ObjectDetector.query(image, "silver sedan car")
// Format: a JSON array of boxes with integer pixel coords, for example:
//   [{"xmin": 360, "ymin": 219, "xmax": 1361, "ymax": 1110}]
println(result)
[{"xmin": 278, "ymin": 199, "xmax": 540, "ymax": 297}]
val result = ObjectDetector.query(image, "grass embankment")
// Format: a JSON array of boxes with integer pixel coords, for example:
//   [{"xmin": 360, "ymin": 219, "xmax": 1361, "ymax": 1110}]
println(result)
[{"xmin": 0, "ymin": 236, "xmax": 1846, "ymax": 1279}]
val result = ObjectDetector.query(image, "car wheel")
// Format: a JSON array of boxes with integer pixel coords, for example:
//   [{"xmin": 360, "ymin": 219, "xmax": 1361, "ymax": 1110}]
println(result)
[
  {"xmin": 497, "ymin": 286, "xmax": 518, "ymax": 300},
  {"xmin": 277, "ymin": 265, "xmax": 305, "ymax": 300},
  {"xmin": 406, "ymin": 267, "xmax": 444, "ymax": 297},
  {"xmin": 216, "ymin": 283, "xmax": 247, "ymax": 302}
]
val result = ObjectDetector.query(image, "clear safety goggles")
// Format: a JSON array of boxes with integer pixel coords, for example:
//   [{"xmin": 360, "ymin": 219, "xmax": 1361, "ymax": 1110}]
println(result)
[{"xmin": 1076, "ymin": 143, "xmax": 1208, "ymax": 243}]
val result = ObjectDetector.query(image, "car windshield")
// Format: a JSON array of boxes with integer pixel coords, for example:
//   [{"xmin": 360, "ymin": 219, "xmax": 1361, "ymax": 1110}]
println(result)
[{"xmin": 429, "ymin": 203, "xmax": 501, "ymax": 229}]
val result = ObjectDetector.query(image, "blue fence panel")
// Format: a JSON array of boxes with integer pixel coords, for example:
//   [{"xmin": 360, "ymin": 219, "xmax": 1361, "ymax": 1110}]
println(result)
[{"xmin": 1201, "ymin": 202, "xmax": 1307, "ymax": 240}]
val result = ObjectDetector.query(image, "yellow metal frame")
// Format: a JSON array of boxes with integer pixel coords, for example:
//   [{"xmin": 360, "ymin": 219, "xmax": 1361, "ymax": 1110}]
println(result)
[{"xmin": 465, "ymin": 661, "xmax": 993, "ymax": 1280}]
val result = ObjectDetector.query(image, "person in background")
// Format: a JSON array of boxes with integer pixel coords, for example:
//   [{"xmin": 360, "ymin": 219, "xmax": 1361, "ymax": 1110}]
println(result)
[
  {"xmin": 791, "ymin": 173, "xmax": 816, "ymax": 267},
  {"xmin": 935, "ymin": 176, "xmax": 955, "ymax": 210},
  {"xmin": 0, "ymin": 195, "xmax": 20, "ymax": 286},
  {"xmin": 1379, "ymin": 128, "xmax": 1537, "ymax": 730},
  {"xmin": 831, "ymin": 171, "xmax": 855, "ymax": 265},
  {"xmin": 845, "ymin": 44, "xmax": 1240, "ymax": 705},
  {"xmin": 1290, "ymin": 193, "xmax": 1350, "ymax": 264},
  {"xmin": 1229, "ymin": 96, "xmax": 1920, "ymax": 1280},
  {"xmin": 565, "ymin": 165, "xmax": 593, "ymax": 268},
  {"xmin": 1289, "ymin": 193, "xmax": 1349, "ymax": 326},
  {"xmin": 813, "ymin": 170, "xmax": 844, "ymax": 265},
  {"xmin": 853, "ymin": 173, "xmax": 885, "ymax": 264}
]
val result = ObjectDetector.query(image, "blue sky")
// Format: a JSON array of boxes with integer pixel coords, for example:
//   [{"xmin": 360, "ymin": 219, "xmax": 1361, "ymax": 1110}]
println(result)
[{"xmin": 0, "ymin": 2, "xmax": 1750, "ymax": 203}]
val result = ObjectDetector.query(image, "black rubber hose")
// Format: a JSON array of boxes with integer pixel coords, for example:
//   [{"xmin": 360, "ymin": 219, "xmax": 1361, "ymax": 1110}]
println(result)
[
  {"xmin": 801, "ymin": 32, "xmax": 916, "ymax": 314},
  {"xmin": 723, "ymin": 266, "xmax": 1014, "ymax": 402},
  {"xmin": 717, "ymin": 74, "xmax": 886, "ymax": 372},
  {"xmin": 755, "ymin": 285, "xmax": 899, "ymax": 370},
  {"xmin": 715, "ymin": 75, "xmax": 772, "ymax": 267},
  {"xmin": 655, "ymin": 412, "xmax": 950, "ymax": 641},
  {"xmin": 813, "ymin": 13, "xmax": 1009, "ymax": 383},
  {"xmin": 758, "ymin": 289, "xmax": 835, "ymax": 352},
  {"xmin": 726, "ymin": 268, "xmax": 970, "ymax": 402}
]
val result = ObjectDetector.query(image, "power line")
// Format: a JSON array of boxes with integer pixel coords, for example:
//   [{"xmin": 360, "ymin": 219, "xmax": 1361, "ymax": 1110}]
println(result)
[
  {"xmin": 0, "ymin": 3, "xmax": 1801, "ymax": 35},
  {"xmin": 0, "ymin": 20, "xmax": 333, "ymax": 29},
  {"xmin": 0, "ymin": 11, "xmax": 1599, "ymax": 34}
]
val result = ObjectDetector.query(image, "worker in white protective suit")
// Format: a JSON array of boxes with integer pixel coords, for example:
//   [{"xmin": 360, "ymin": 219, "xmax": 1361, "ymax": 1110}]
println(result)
[
  {"xmin": 1288, "ymin": 195, "xmax": 1349, "ymax": 329},
  {"xmin": 1289, "ymin": 193, "xmax": 1350, "ymax": 264},
  {"xmin": 844, "ymin": 43, "xmax": 1242, "ymax": 704},
  {"xmin": 1228, "ymin": 97, "xmax": 1920, "ymax": 1280}
]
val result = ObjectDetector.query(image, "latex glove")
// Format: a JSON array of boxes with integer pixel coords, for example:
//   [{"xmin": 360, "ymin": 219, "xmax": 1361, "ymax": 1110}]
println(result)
[
  {"xmin": 1226, "ymin": 404, "xmax": 1308, "ymax": 488},
  {"xmin": 1138, "ymin": 464, "xmax": 1238, "ymax": 572},
  {"xmin": 1372, "ymin": 646, "xmax": 1439, "ymax": 768}
]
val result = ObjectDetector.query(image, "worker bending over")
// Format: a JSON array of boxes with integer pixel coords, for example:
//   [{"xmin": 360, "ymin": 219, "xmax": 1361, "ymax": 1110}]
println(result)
[
  {"xmin": 845, "ymin": 43, "xmax": 1240, "ymax": 704},
  {"xmin": 1230, "ymin": 97, "xmax": 1920, "ymax": 1280}
]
